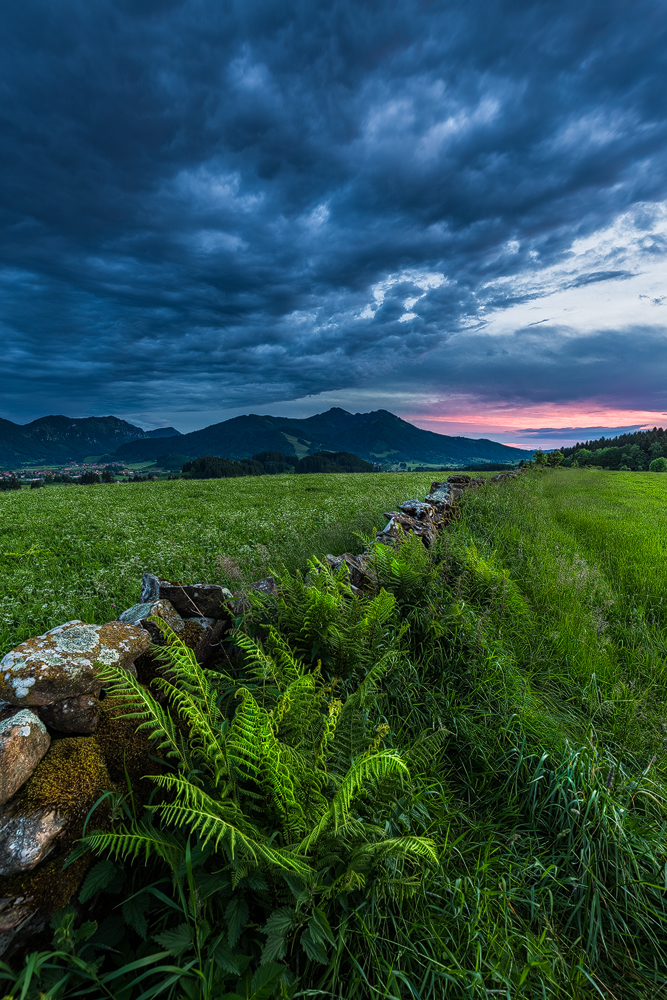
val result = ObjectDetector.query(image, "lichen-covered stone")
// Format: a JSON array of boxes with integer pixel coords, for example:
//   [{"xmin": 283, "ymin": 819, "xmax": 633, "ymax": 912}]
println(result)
[
  {"xmin": 0, "ymin": 710, "xmax": 50, "ymax": 806},
  {"xmin": 141, "ymin": 573, "xmax": 233, "ymax": 618},
  {"xmin": 230, "ymin": 576, "xmax": 279, "ymax": 614},
  {"xmin": 0, "ymin": 620, "xmax": 150, "ymax": 706},
  {"xmin": 118, "ymin": 597, "xmax": 185, "ymax": 641},
  {"xmin": 0, "ymin": 803, "xmax": 67, "ymax": 876},
  {"xmin": 38, "ymin": 694, "xmax": 99, "ymax": 734},
  {"xmin": 397, "ymin": 499, "xmax": 437, "ymax": 520},
  {"xmin": 377, "ymin": 513, "xmax": 437, "ymax": 548},
  {"xmin": 324, "ymin": 553, "xmax": 373, "ymax": 592}
]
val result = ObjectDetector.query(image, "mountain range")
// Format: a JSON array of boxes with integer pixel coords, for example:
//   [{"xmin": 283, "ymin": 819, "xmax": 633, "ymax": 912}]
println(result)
[
  {"xmin": 0, "ymin": 415, "xmax": 180, "ymax": 465},
  {"xmin": 0, "ymin": 409, "xmax": 528, "ymax": 467}
]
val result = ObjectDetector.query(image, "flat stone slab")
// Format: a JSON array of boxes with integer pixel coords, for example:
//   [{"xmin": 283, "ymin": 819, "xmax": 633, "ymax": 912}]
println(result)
[
  {"xmin": 0, "ymin": 710, "xmax": 50, "ymax": 806},
  {"xmin": 0, "ymin": 620, "xmax": 150, "ymax": 707}
]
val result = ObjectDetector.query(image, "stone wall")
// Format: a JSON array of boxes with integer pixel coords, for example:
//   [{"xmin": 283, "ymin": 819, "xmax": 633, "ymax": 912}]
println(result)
[{"xmin": 0, "ymin": 470, "xmax": 521, "ymax": 956}]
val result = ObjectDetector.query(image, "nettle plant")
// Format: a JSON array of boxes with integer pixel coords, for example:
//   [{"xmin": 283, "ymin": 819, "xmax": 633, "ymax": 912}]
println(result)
[{"xmin": 78, "ymin": 607, "xmax": 437, "ymax": 997}]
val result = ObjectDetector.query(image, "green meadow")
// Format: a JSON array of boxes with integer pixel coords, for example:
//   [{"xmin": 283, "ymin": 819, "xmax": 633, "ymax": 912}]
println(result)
[
  {"xmin": 0, "ymin": 472, "xmax": 437, "ymax": 656},
  {"xmin": 6, "ymin": 466, "xmax": 667, "ymax": 999}
]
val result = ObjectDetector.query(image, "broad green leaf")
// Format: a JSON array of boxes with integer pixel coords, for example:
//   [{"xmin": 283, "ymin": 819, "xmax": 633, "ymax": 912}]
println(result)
[
  {"xmin": 153, "ymin": 922, "xmax": 193, "ymax": 957},
  {"xmin": 121, "ymin": 892, "xmax": 151, "ymax": 940},
  {"xmin": 79, "ymin": 860, "xmax": 122, "ymax": 903},
  {"xmin": 309, "ymin": 907, "xmax": 335, "ymax": 946},
  {"xmin": 250, "ymin": 962, "xmax": 285, "ymax": 999},
  {"xmin": 225, "ymin": 896, "xmax": 249, "ymax": 948},
  {"xmin": 260, "ymin": 934, "xmax": 288, "ymax": 964},
  {"xmin": 300, "ymin": 925, "xmax": 328, "ymax": 965},
  {"xmin": 262, "ymin": 907, "xmax": 295, "ymax": 937},
  {"xmin": 213, "ymin": 939, "xmax": 243, "ymax": 976}
]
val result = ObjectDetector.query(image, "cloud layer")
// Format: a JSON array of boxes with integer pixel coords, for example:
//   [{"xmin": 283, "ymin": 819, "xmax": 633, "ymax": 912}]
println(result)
[{"xmin": 1, "ymin": 0, "xmax": 666, "ymax": 437}]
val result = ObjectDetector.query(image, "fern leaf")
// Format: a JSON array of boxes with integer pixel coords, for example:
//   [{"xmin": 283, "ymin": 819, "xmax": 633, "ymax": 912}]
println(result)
[
  {"xmin": 299, "ymin": 751, "xmax": 408, "ymax": 852},
  {"xmin": 81, "ymin": 820, "xmax": 180, "ymax": 865},
  {"xmin": 95, "ymin": 662, "xmax": 189, "ymax": 765},
  {"xmin": 151, "ymin": 775, "xmax": 313, "ymax": 875},
  {"xmin": 351, "ymin": 835, "xmax": 439, "ymax": 866}
]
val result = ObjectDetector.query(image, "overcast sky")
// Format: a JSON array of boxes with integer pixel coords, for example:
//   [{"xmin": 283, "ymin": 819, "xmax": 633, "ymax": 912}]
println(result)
[{"xmin": 1, "ymin": 0, "xmax": 666, "ymax": 447}]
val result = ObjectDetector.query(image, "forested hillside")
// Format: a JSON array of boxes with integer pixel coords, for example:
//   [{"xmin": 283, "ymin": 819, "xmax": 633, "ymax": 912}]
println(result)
[{"xmin": 563, "ymin": 426, "xmax": 667, "ymax": 469}]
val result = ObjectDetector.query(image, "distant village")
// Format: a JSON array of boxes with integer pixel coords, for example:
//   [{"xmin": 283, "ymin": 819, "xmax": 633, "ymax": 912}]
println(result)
[{"xmin": 0, "ymin": 460, "xmax": 163, "ymax": 487}]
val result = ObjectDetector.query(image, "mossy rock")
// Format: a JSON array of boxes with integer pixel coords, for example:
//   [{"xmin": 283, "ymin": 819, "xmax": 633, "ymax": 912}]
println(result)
[
  {"xmin": 95, "ymin": 693, "xmax": 159, "ymax": 800},
  {"xmin": 21, "ymin": 736, "xmax": 115, "ymax": 826},
  {"xmin": 0, "ymin": 738, "xmax": 116, "ymax": 921}
]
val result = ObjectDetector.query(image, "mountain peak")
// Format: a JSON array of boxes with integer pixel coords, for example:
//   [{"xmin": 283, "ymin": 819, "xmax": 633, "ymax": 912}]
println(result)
[{"xmin": 112, "ymin": 408, "xmax": 529, "ymax": 466}]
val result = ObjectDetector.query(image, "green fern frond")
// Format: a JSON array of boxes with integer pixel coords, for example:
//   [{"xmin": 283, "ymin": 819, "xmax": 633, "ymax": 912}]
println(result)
[
  {"xmin": 228, "ymin": 688, "xmax": 307, "ymax": 838},
  {"xmin": 328, "ymin": 656, "xmax": 393, "ymax": 772},
  {"xmin": 81, "ymin": 821, "xmax": 181, "ymax": 865},
  {"xmin": 351, "ymin": 835, "xmax": 439, "ymax": 866},
  {"xmin": 232, "ymin": 630, "xmax": 280, "ymax": 685},
  {"xmin": 375, "ymin": 876, "xmax": 423, "ymax": 902},
  {"xmin": 95, "ymin": 661, "xmax": 189, "ymax": 765},
  {"xmin": 299, "ymin": 751, "xmax": 409, "ymax": 852},
  {"xmin": 265, "ymin": 627, "xmax": 304, "ymax": 688},
  {"xmin": 403, "ymin": 727, "xmax": 452, "ymax": 774},
  {"xmin": 324, "ymin": 869, "xmax": 367, "ymax": 896},
  {"xmin": 151, "ymin": 775, "xmax": 313, "ymax": 875},
  {"xmin": 361, "ymin": 588, "xmax": 396, "ymax": 633}
]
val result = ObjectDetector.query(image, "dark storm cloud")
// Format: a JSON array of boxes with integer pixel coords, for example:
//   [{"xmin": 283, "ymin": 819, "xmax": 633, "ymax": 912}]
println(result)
[
  {"xmin": 0, "ymin": 0, "xmax": 666, "ymax": 422},
  {"xmin": 387, "ymin": 325, "xmax": 667, "ymax": 411}
]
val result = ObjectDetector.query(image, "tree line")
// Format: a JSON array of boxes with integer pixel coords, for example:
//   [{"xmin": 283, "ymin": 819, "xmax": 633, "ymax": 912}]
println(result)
[
  {"xmin": 181, "ymin": 450, "xmax": 376, "ymax": 479},
  {"xmin": 560, "ymin": 427, "xmax": 667, "ymax": 471}
]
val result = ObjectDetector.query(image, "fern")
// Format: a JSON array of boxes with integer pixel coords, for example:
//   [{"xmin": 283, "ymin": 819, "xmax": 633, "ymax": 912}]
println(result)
[
  {"xmin": 299, "ymin": 751, "xmax": 409, "ymax": 852},
  {"xmin": 83, "ymin": 587, "xmax": 439, "ymax": 996}
]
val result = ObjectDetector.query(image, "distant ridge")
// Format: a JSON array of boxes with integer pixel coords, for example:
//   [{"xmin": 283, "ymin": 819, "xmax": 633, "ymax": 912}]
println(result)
[
  {"xmin": 0, "ymin": 409, "xmax": 529, "ymax": 467},
  {"xmin": 0, "ymin": 415, "xmax": 150, "ymax": 465},
  {"xmin": 114, "ymin": 408, "xmax": 528, "ymax": 467},
  {"xmin": 144, "ymin": 427, "xmax": 182, "ymax": 439},
  {"xmin": 0, "ymin": 408, "xmax": 530, "ymax": 467}
]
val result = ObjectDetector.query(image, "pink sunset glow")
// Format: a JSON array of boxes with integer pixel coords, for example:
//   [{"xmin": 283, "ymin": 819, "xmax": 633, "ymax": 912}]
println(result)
[{"xmin": 407, "ymin": 402, "xmax": 667, "ymax": 450}]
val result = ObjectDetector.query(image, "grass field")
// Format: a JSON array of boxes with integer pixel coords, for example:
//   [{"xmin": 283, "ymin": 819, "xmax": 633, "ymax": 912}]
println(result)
[
  {"xmin": 7, "ymin": 466, "xmax": 667, "ymax": 999},
  {"xmin": 0, "ymin": 472, "xmax": 437, "ymax": 657},
  {"xmin": 457, "ymin": 466, "xmax": 667, "ymax": 765}
]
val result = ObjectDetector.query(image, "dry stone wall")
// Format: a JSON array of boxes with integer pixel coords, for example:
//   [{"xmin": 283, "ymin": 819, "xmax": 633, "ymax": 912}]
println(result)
[{"xmin": 0, "ymin": 470, "xmax": 522, "ymax": 956}]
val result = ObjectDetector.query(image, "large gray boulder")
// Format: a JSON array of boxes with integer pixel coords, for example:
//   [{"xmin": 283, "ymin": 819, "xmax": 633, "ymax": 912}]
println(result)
[
  {"xmin": 0, "ymin": 620, "xmax": 150, "ymax": 707},
  {"xmin": 0, "ymin": 710, "xmax": 50, "ymax": 806}
]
